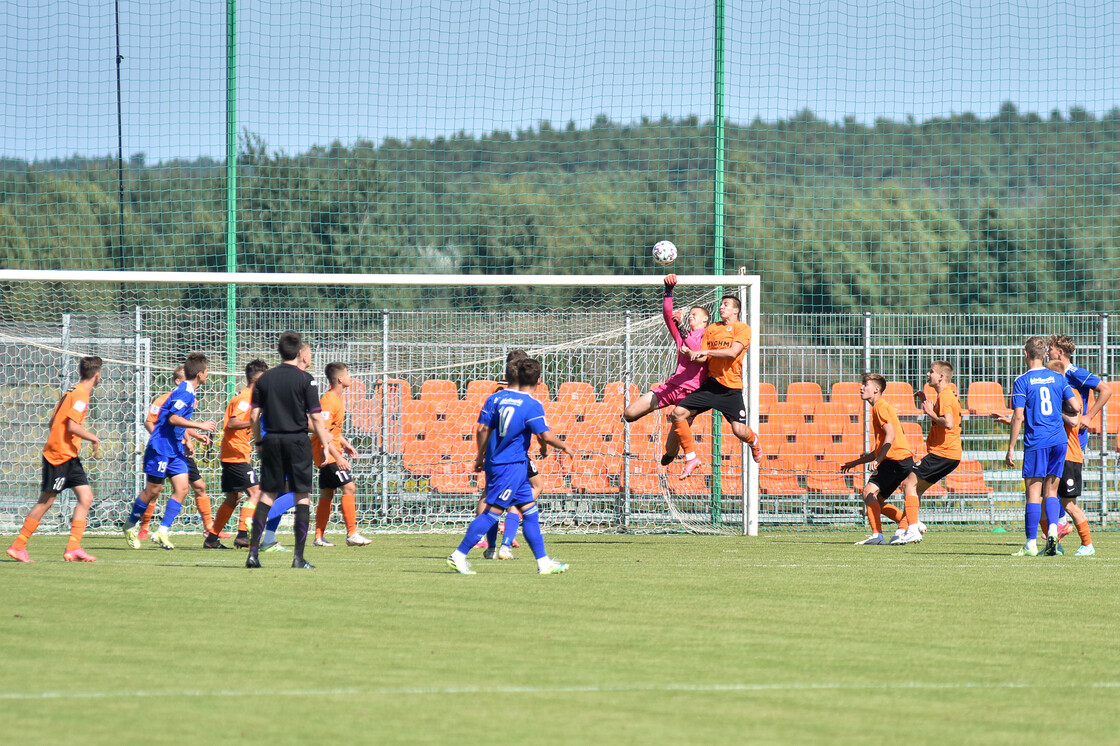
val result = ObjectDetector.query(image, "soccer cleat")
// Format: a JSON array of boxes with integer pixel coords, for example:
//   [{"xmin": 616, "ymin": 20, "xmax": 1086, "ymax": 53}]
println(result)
[
  {"xmin": 1075, "ymin": 544, "xmax": 1095, "ymax": 556},
  {"xmin": 203, "ymin": 536, "xmax": 231, "ymax": 550},
  {"xmin": 233, "ymin": 534, "xmax": 250, "ymax": 549},
  {"xmin": 474, "ymin": 539, "xmax": 488, "ymax": 549},
  {"xmin": 63, "ymin": 547, "xmax": 97, "ymax": 562},
  {"xmin": 124, "ymin": 526, "xmax": 141, "ymax": 549},
  {"xmin": 6, "ymin": 546, "xmax": 32, "ymax": 563},
  {"xmin": 1054, "ymin": 543, "xmax": 1064, "ymax": 556},
  {"xmin": 261, "ymin": 541, "xmax": 290, "ymax": 553},
  {"xmin": 1012, "ymin": 543, "xmax": 1040, "ymax": 557},
  {"xmin": 217, "ymin": 530, "xmax": 233, "ymax": 539},
  {"xmin": 679, "ymin": 457, "xmax": 702, "ymax": 480},
  {"xmin": 1056, "ymin": 521, "xmax": 1073, "ymax": 542},
  {"xmin": 137, "ymin": 528, "xmax": 150, "ymax": 542},
  {"xmin": 446, "ymin": 554, "xmax": 476, "ymax": 575},
  {"xmin": 887, "ymin": 530, "xmax": 906, "ymax": 545},
  {"xmin": 1043, "ymin": 535, "xmax": 1058, "ymax": 557},
  {"xmin": 245, "ymin": 552, "xmax": 262, "ymax": 568},
  {"xmin": 511, "ymin": 538, "xmax": 520, "ymax": 548},
  {"xmin": 346, "ymin": 532, "xmax": 372, "ymax": 546},
  {"xmin": 482, "ymin": 547, "xmax": 497, "ymax": 560},
  {"xmin": 855, "ymin": 534, "xmax": 885, "ymax": 545},
  {"xmin": 747, "ymin": 436, "xmax": 763, "ymax": 464},
  {"xmin": 313, "ymin": 537, "xmax": 335, "ymax": 547},
  {"xmin": 291, "ymin": 557, "xmax": 315, "ymax": 569},
  {"xmin": 898, "ymin": 527, "xmax": 923, "ymax": 544},
  {"xmin": 660, "ymin": 452, "xmax": 676, "ymax": 467},
  {"xmin": 498, "ymin": 544, "xmax": 515, "ymax": 560},
  {"xmin": 152, "ymin": 530, "xmax": 175, "ymax": 550},
  {"xmin": 538, "ymin": 559, "xmax": 569, "ymax": 574}
]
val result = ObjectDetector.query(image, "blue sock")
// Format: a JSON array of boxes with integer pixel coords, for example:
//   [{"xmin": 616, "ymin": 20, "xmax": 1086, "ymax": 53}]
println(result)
[
  {"xmin": 520, "ymin": 504, "xmax": 547, "ymax": 559},
  {"xmin": 126, "ymin": 497, "xmax": 148, "ymax": 527},
  {"xmin": 1043, "ymin": 496, "xmax": 1061, "ymax": 531},
  {"xmin": 502, "ymin": 512, "xmax": 521, "ymax": 547},
  {"xmin": 267, "ymin": 492, "xmax": 296, "ymax": 533},
  {"xmin": 486, "ymin": 522, "xmax": 500, "ymax": 550},
  {"xmin": 1025, "ymin": 503, "xmax": 1041, "ymax": 541},
  {"xmin": 159, "ymin": 499, "xmax": 183, "ymax": 530},
  {"xmin": 457, "ymin": 512, "xmax": 500, "ymax": 555}
]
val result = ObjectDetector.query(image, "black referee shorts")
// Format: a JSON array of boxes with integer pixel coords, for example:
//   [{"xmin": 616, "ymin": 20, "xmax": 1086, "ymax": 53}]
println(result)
[{"xmin": 260, "ymin": 434, "xmax": 314, "ymax": 494}]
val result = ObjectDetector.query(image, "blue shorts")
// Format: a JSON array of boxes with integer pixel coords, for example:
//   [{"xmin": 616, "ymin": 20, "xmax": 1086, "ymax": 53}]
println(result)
[
  {"xmin": 484, "ymin": 462, "xmax": 534, "ymax": 510},
  {"xmin": 144, "ymin": 445, "xmax": 190, "ymax": 481},
  {"xmin": 1023, "ymin": 443, "xmax": 1067, "ymax": 479}
]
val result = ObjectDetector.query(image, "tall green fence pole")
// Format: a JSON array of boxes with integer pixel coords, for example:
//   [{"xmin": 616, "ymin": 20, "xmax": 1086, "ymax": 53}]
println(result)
[
  {"xmin": 225, "ymin": 0, "xmax": 237, "ymax": 396},
  {"xmin": 710, "ymin": 0, "xmax": 726, "ymax": 526}
]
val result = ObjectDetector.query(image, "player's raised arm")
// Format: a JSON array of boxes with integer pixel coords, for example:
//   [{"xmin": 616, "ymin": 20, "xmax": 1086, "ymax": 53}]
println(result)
[{"xmin": 661, "ymin": 274, "xmax": 685, "ymax": 348}]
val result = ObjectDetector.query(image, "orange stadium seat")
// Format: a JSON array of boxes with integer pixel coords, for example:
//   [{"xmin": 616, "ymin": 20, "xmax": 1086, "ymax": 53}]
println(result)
[
  {"xmin": 756, "ymin": 382, "xmax": 778, "ymax": 417},
  {"xmin": 776, "ymin": 440, "xmax": 813, "ymax": 471},
  {"xmin": 792, "ymin": 425, "xmax": 832, "ymax": 463},
  {"xmin": 921, "ymin": 382, "xmax": 958, "ymax": 403},
  {"xmin": 945, "ymin": 460, "xmax": 991, "ymax": 494},
  {"xmin": 883, "ymin": 382, "xmax": 921, "ymax": 416},
  {"xmin": 830, "ymin": 381, "xmax": 864, "ymax": 416},
  {"xmin": 402, "ymin": 440, "xmax": 442, "ymax": 476},
  {"xmin": 374, "ymin": 378, "xmax": 413, "ymax": 402},
  {"xmin": 759, "ymin": 468, "xmax": 805, "ymax": 496},
  {"xmin": 812, "ymin": 401, "xmax": 858, "ymax": 436},
  {"xmin": 966, "ymin": 381, "xmax": 1010, "ymax": 416},
  {"xmin": 464, "ymin": 380, "xmax": 500, "ymax": 407},
  {"xmin": 428, "ymin": 464, "xmax": 477, "ymax": 494},
  {"xmin": 628, "ymin": 460, "xmax": 663, "ymax": 495},
  {"xmin": 601, "ymin": 381, "xmax": 640, "ymax": 409},
  {"xmin": 556, "ymin": 381, "xmax": 596, "ymax": 404},
  {"xmin": 530, "ymin": 381, "xmax": 551, "ymax": 403},
  {"xmin": 900, "ymin": 422, "xmax": 926, "ymax": 457},
  {"xmin": 420, "ymin": 379, "xmax": 458, "ymax": 401},
  {"xmin": 785, "ymin": 381, "xmax": 824, "ymax": 416},
  {"xmin": 805, "ymin": 459, "xmax": 856, "ymax": 495},
  {"xmin": 569, "ymin": 450, "xmax": 620, "ymax": 494},
  {"xmin": 764, "ymin": 402, "xmax": 805, "ymax": 438}
]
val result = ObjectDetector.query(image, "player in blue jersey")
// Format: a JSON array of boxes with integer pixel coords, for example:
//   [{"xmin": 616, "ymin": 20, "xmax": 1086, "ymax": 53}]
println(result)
[
  {"xmin": 122, "ymin": 353, "xmax": 217, "ymax": 550},
  {"xmin": 1005, "ymin": 336, "xmax": 1078, "ymax": 557},
  {"xmin": 447, "ymin": 357, "xmax": 575, "ymax": 575}
]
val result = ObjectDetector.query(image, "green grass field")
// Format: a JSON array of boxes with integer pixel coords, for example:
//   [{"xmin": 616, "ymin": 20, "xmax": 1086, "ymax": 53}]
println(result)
[{"xmin": 3, "ymin": 531, "xmax": 1119, "ymax": 745}]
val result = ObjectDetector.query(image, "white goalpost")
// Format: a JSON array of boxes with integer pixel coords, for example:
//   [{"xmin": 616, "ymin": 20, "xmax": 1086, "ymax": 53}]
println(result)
[{"xmin": 0, "ymin": 270, "xmax": 761, "ymax": 536}]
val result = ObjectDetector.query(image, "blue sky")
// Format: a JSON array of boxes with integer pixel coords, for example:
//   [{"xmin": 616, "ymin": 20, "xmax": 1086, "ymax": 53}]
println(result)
[{"xmin": 2, "ymin": 0, "xmax": 1117, "ymax": 162}]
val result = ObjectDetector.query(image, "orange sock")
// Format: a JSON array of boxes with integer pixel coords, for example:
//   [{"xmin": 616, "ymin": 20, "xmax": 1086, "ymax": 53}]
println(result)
[
  {"xmin": 740, "ymin": 425, "xmax": 757, "ymax": 443},
  {"xmin": 195, "ymin": 495, "xmax": 213, "ymax": 531},
  {"xmin": 238, "ymin": 503, "xmax": 255, "ymax": 532},
  {"xmin": 1039, "ymin": 513, "xmax": 1050, "ymax": 536},
  {"xmin": 903, "ymin": 494, "xmax": 920, "ymax": 530},
  {"xmin": 341, "ymin": 493, "xmax": 358, "ymax": 536},
  {"xmin": 315, "ymin": 496, "xmax": 333, "ymax": 538},
  {"xmin": 672, "ymin": 420, "xmax": 697, "ymax": 460},
  {"xmin": 866, "ymin": 501, "xmax": 882, "ymax": 534},
  {"xmin": 211, "ymin": 502, "xmax": 236, "ymax": 536},
  {"xmin": 140, "ymin": 501, "xmax": 157, "ymax": 532},
  {"xmin": 11, "ymin": 516, "xmax": 40, "ymax": 550},
  {"xmin": 1076, "ymin": 520, "xmax": 1092, "ymax": 547},
  {"xmin": 66, "ymin": 519, "xmax": 86, "ymax": 551},
  {"xmin": 881, "ymin": 503, "xmax": 904, "ymax": 526}
]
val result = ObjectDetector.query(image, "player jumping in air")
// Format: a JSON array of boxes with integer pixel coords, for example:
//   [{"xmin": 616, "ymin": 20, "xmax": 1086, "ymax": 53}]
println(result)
[
  {"xmin": 122, "ymin": 353, "xmax": 217, "ymax": 550},
  {"xmin": 841, "ymin": 373, "xmax": 920, "ymax": 545},
  {"xmin": 664, "ymin": 294, "xmax": 762, "ymax": 479},
  {"xmin": 202, "ymin": 359, "xmax": 268, "ymax": 550},
  {"xmin": 7, "ymin": 356, "xmax": 104, "ymax": 563},
  {"xmin": 622, "ymin": 274, "xmax": 709, "ymax": 465},
  {"xmin": 1005, "ymin": 337, "xmax": 1078, "ymax": 557},
  {"xmin": 312, "ymin": 362, "xmax": 369, "ymax": 547},
  {"xmin": 448, "ymin": 357, "xmax": 574, "ymax": 575}
]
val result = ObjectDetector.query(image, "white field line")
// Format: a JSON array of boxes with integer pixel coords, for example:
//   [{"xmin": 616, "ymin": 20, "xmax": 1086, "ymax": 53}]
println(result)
[{"xmin": 3, "ymin": 681, "xmax": 1120, "ymax": 701}]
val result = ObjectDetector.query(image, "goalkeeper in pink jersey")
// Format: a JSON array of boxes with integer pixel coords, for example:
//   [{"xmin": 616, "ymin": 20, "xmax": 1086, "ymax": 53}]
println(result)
[{"xmin": 623, "ymin": 274, "xmax": 710, "ymax": 464}]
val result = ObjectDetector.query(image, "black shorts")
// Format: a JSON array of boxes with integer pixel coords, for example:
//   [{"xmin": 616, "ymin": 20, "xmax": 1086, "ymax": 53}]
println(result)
[
  {"xmin": 260, "ymin": 434, "xmax": 314, "ymax": 494},
  {"xmin": 318, "ymin": 462, "xmax": 355, "ymax": 490},
  {"xmin": 221, "ymin": 461, "xmax": 259, "ymax": 494},
  {"xmin": 185, "ymin": 455, "xmax": 203, "ymax": 484},
  {"xmin": 40, "ymin": 457, "xmax": 89, "ymax": 494},
  {"xmin": 1059, "ymin": 460, "xmax": 1082, "ymax": 500},
  {"xmin": 869, "ymin": 456, "xmax": 915, "ymax": 498},
  {"xmin": 913, "ymin": 454, "xmax": 959, "ymax": 486},
  {"xmin": 527, "ymin": 459, "xmax": 539, "ymax": 480},
  {"xmin": 677, "ymin": 378, "xmax": 747, "ymax": 424}
]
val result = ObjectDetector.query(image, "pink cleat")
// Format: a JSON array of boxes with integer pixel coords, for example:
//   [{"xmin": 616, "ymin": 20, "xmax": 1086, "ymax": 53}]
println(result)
[
  {"xmin": 63, "ymin": 547, "xmax": 97, "ymax": 562},
  {"xmin": 679, "ymin": 457, "xmax": 702, "ymax": 480},
  {"xmin": 474, "ymin": 539, "xmax": 488, "ymax": 549},
  {"xmin": 1057, "ymin": 521, "xmax": 1072, "ymax": 542},
  {"xmin": 512, "ymin": 538, "xmax": 520, "ymax": 549},
  {"xmin": 137, "ymin": 528, "xmax": 150, "ymax": 541},
  {"xmin": 7, "ymin": 546, "xmax": 32, "ymax": 563},
  {"xmin": 748, "ymin": 436, "xmax": 763, "ymax": 464}
]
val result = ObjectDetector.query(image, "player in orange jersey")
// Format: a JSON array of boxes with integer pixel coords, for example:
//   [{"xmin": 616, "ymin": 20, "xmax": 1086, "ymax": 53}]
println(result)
[
  {"xmin": 890, "ymin": 360, "xmax": 964, "ymax": 544},
  {"xmin": 202, "ymin": 359, "xmax": 268, "ymax": 549},
  {"xmin": 841, "ymin": 373, "xmax": 919, "ymax": 545},
  {"xmin": 665, "ymin": 294, "xmax": 762, "ymax": 479},
  {"xmin": 7, "ymin": 356, "xmax": 103, "ymax": 563},
  {"xmin": 137, "ymin": 366, "xmax": 219, "ymax": 540},
  {"xmin": 312, "ymin": 362, "xmax": 366, "ymax": 547}
]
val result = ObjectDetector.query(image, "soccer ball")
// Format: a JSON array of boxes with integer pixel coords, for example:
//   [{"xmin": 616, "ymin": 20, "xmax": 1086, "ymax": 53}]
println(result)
[{"xmin": 652, "ymin": 240, "xmax": 677, "ymax": 266}]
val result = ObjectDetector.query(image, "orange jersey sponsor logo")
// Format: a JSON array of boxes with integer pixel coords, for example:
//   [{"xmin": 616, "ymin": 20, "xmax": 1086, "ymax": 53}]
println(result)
[
  {"xmin": 872, "ymin": 398, "xmax": 913, "ymax": 462},
  {"xmin": 312, "ymin": 390, "xmax": 345, "ymax": 467},
  {"xmin": 42, "ymin": 383, "xmax": 92, "ymax": 466},
  {"xmin": 701, "ymin": 321, "xmax": 752, "ymax": 389},
  {"xmin": 926, "ymin": 388, "xmax": 963, "ymax": 460},
  {"xmin": 220, "ymin": 386, "xmax": 254, "ymax": 463}
]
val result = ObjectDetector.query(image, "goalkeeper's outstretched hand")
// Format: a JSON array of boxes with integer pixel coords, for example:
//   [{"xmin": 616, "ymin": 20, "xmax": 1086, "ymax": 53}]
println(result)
[{"xmin": 663, "ymin": 274, "xmax": 677, "ymax": 293}]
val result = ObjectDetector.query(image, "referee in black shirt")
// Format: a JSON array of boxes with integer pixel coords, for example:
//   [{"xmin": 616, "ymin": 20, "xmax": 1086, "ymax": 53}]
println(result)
[{"xmin": 246, "ymin": 331, "xmax": 340, "ymax": 569}]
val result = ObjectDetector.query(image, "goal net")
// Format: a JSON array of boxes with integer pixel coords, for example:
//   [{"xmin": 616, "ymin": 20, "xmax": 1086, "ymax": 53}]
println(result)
[{"xmin": 0, "ymin": 270, "xmax": 761, "ymax": 536}]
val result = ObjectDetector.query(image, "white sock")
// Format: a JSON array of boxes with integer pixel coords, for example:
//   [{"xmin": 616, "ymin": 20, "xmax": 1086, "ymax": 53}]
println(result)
[
  {"xmin": 536, "ymin": 556, "xmax": 551, "ymax": 571},
  {"xmin": 451, "ymin": 549, "xmax": 467, "ymax": 561},
  {"xmin": 262, "ymin": 529, "xmax": 276, "ymax": 544},
  {"xmin": 1026, "ymin": 538, "xmax": 1037, "ymax": 550},
  {"xmin": 684, "ymin": 452, "xmax": 697, "ymax": 461},
  {"xmin": 871, "ymin": 532, "xmax": 883, "ymax": 539},
  {"xmin": 892, "ymin": 528, "xmax": 904, "ymax": 536}
]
